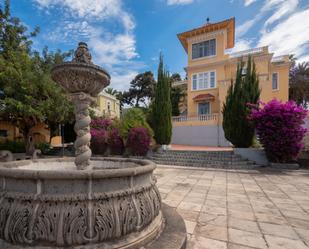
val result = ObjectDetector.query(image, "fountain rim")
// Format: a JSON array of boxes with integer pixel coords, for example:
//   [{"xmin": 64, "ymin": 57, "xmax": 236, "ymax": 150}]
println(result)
[
  {"xmin": 0, "ymin": 157, "xmax": 156, "ymax": 180},
  {"xmin": 51, "ymin": 61, "xmax": 111, "ymax": 80}
]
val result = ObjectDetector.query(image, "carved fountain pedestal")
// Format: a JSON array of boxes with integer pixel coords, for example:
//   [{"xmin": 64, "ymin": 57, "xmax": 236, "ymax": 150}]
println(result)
[{"xmin": 0, "ymin": 43, "xmax": 186, "ymax": 249}]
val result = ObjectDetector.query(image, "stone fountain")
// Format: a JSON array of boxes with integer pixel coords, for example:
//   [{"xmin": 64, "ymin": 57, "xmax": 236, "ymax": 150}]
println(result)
[{"xmin": 0, "ymin": 42, "xmax": 186, "ymax": 249}]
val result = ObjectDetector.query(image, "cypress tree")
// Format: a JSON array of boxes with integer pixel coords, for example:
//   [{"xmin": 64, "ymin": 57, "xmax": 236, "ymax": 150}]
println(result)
[
  {"xmin": 152, "ymin": 53, "xmax": 172, "ymax": 145},
  {"xmin": 222, "ymin": 56, "xmax": 260, "ymax": 148}
]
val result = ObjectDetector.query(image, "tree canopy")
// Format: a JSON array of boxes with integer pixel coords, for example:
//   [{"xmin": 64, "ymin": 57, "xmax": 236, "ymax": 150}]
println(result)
[
  {"xmin": 0, "ymin": 0, "xmax": 73, "ymax": 153},
  {"xmin": 289, "ymin": 61, "xmax": 309, "ymax": 108},
  {"xmin": 121, "ymin": 71, "xmax": 156, "ymax": 107},
  {"xmin": 105, "ymin": 87, "xmax": 118, "ymax": 96}
]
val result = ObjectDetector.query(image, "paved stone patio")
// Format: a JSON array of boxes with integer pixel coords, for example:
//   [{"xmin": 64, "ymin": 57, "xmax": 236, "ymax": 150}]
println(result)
[{"xmin": 155, "ymin": 165, "xmax": 309, "ymax": 249}]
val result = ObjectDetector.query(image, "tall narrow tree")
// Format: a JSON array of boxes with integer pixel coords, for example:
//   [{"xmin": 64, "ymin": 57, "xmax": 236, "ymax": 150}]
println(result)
[
  {"xmin": 222, "ymin": 56, "xmax": 260, "ymax": 148},
  {"xmin": 152, "ymin": 54, "xmax": 172, "ymax": 145}
]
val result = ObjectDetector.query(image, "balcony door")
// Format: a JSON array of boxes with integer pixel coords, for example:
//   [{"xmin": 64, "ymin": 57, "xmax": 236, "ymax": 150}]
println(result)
[{"xmin": 198, "ymin": 102, "xmax": 210, "ymax": 115}]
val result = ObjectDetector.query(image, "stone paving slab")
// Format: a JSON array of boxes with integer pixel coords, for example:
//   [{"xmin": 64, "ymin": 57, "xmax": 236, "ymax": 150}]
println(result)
[{"xmin": 155, "ymin": 165, "xmax": 309, "ymax": 249}]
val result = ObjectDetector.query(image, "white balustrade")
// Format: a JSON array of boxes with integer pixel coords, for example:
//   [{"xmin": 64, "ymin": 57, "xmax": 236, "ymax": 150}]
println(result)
[{"xmin": 172, "ymin": 113, "xmax": 218, "ymax": 122}]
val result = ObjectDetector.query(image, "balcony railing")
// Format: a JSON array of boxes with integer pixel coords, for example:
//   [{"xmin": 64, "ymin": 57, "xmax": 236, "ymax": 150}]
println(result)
[
  {"xmin": 228, "ymin": 47, "xmax": 266, "ymax": 58},
  {"xmin": 172, "ymin": 113, "xmax": 218, "ymax": 122},
  {"xmin": 172, "ymin": 80, "xmax": 188, "ymax": 87}
]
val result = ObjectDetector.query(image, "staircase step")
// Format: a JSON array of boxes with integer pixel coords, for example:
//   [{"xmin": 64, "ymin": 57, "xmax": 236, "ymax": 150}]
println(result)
[
  {"xmin": 149, "ymin": 150, "xmax": 259, "ymax": 169},
  {"xmin": 151, "ymin": 158, "xmax": 255, "ymax": 166}
]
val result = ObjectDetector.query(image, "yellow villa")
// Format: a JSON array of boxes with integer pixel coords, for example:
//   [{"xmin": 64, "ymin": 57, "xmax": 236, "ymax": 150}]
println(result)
[
  {"xmin": 94, "ymin": 91, "xmax": 121, "ymax": 119},
  {"xmin": 0, "ymin": 91, "xmax": 120, "ymax": 146},
  {"xmin": 172, "ymin": 17, "xmax": 290, "ymax": 146}
]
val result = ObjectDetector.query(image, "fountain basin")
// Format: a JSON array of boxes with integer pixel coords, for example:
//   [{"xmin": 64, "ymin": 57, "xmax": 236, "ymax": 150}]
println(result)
[
  {"xmin": 51, "ymin": 63, "xmax": 110, "ymax": 96},
  {"xmin": 0, "ymin": 158, "xmax": 162, "ymax": 248}
]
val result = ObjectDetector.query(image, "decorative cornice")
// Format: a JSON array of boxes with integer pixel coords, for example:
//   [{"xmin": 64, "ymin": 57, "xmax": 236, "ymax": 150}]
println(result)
[{"xmin": 187, "ymin": 30, "xmax": 225, "ymax": 44}]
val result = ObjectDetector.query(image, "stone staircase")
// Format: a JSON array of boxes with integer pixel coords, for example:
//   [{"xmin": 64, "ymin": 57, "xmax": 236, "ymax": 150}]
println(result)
[{"xmin": 149, "ymin": 150, "xmax": 260, "ymax": 169}]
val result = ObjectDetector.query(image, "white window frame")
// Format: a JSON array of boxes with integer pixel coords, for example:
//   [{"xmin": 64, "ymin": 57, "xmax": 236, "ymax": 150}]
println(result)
[
  {"xmin": 192, "ymin": 38, "xmax": 217, "ymax": 60},
  {"xmin": 191, "ymin": 70, "xmax": 216, "ymax": 91},
  {"xmin": 272, "ymin": 72, "xmax": 279, "ymax": 91}
]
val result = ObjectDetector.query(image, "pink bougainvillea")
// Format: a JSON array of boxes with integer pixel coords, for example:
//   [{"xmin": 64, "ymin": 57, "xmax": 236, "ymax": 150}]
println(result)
[
  {"xmin": 90, "ymin": 118, "xmax": 113, "ymax": 130},
  {"xmin": 90, "ymin": 118, "xmax": 112, "ymax": 155},
  {"xmin": 126, "ymin": 127, "xmax": 151, "ymax": 156},
  {"xmin": 249, "ymin": 99, "xmax": 308, "ymax": 163},
  {"xmin": 90, "ymin": 129, "xmax": 108, "ymax": 155},
  {"xmin": 108, "ymin": 128, "xmax": 124, "ymax": 155}
]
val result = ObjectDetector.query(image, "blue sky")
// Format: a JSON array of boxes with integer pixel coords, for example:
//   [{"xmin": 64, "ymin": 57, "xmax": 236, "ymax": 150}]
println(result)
[{"xmin": 10, "ymin": 0, "xmax": 309, "ymax": 91}]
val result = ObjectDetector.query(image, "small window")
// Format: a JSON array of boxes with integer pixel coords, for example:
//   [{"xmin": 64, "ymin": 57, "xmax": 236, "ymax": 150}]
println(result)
[
  {"xmin": 0, "ymin": 130, "xmax": 8, "ymax": 137},
  {"xmin": 198, "ymin": 73, "xmax": 204, "ymax": 89},
  {"xmin": 192, "ymin": 39, "xmax": 216, "ymax": 59},
  {"xmin": 192, "ymin": 71, "xmax": 216, "ymax": 90},
  {"xmin": 192, "ymin": 75, "xmax": 197, "ymax": 90},
  {"xmin": 210, "ymin": 72, "xmax": 216, "ymax": 88},
  {"xmin": 272, "ymin": 73, "xmax": 279, "ymax": 90}
]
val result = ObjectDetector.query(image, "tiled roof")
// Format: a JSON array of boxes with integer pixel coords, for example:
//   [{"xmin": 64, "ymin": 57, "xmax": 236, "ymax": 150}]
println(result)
[
  {"xmin": 177, "ymin": 18, "xmax": 235, "ymax": 52},
  {"xmin": 193, "ymin": 93, "xmax": 215, "ymax": 101}
]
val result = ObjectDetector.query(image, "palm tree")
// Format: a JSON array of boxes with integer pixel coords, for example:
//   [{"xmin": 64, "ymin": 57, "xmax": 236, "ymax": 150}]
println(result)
[
  {"xmin": 290, "ymin": 61, "xmax": 309, "ymax": 107},
  {"xmin": 105, "ymin": 87, "xmax": 118, "ymax": 96}
]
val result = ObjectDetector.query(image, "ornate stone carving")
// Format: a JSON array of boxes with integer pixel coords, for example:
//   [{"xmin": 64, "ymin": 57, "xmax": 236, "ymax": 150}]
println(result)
[
  {"xmin": 0, "ymin": 184, "xmax": 161, "ymax": 247},
  {"xmin": 73, "ymin": 42, "xmax": 93, "ymax": 64},
  {"xmin": 51, "ymin": 42, "xmax": 111, "ymax": 169},
  {"xmin": 70, "ymin": 93, "xmax": 94, "ymax": 169},
  {"xmin": 0, "ymin": 158, "xmax": 162, "ymax": 248},
  {"xmin": 0, "ymin": 150, "xmax": 13, "ymax": 162},
  {"xmin": 32, "ymin": 149, "xmax": 41, "ymax": 159}
]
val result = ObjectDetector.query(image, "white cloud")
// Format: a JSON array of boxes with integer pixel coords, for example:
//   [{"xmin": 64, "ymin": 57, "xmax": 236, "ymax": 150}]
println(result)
[
  {"xmin": 89, "ymin": 33, "xmax": 138, "ymax": 66},
  {"xmin": 236, "ymin": 18, "xmax": 261, "ymax": 37},
  {"xmin": 34, "ymin": 0, "xmax": 141, "ymax": 91},
  {"xmin": 228, "ymin": 39, "xmax": 252, "ymax": 53},
  {"xmin": 166, "ymin": 0, "xmax": 194, "ymax": 5},
  {"xmin": 258, "ymin": 8, "xmax": 309, "ymax": 58},
  {"xmin": 263, "ymin": 0, "xmax": 299, "ymax": 28},
  {"xmin": 244, "ymin": 0, "xmax": 257, "ymax": 6},
  {"xmin": 110, "ymin": 71, "xmax": 138, "ymax": 91},
  {"xmin": 237, "ymin": 0, "xmax": 299, "ymax": 38}
]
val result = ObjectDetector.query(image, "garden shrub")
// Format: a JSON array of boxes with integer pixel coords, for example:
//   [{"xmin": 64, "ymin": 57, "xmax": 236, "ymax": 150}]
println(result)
[
  {"xmin": 108, "ymin": 128, "xmax": 124, "ymax": 155},
  {"xmin": 126, "ymin": 127, "xmax": 151, "ymax": 156},
  {"xmin": 249, "ymin": 99, "xmax": 308, "ymax": 163},
  {"xmin": 90, "ymin": 118, "xmax": 113, "ymax": 155},
  {"xmin": 90, "ymin": 118, "xmax": 113, "ymax": 130},
  {"xmin": 0, "ymin": 140, "xmax": 26, "ymax": 153},
  {"xmin": 35, "ymin": 142, "xmax": 51, "ymax": 154},
  {"xmin": 120, "ymin": 108, "xmax": 153, "ymax": 139}
]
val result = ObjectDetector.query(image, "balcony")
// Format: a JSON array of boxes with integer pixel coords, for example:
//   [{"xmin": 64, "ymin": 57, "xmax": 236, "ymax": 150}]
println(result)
[
  {"xmin": 172, "ymin": 80, "xmax": 188, "ymax": 87},
  {"xmin": 172, "ymin": 113, "xmax": 219, "ymax": 126},
  {"xmin": 227, "ymin": 46, "xmax": 267, "ymax": 58}
]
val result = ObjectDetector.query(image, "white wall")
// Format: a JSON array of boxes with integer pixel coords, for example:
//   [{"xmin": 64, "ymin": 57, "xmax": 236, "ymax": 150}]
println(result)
[{"xmin": 172, "ymin": 125, "xmax": 231, "ymax": 147}]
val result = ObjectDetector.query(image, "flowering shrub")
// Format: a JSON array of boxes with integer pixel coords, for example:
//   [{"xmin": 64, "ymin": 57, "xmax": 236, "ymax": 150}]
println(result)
[
  {"xmin": 90, "ymin": 129, "xmax": 108, "ymax": 155},
  {"xmin": 90, "ymin": 118, "xmax": 113, "ymax": 155},
  {"xmin": 108, "ymin": 128, "xmax": 124, "ymax": 155},
  {"xmin": 90, "ymin": 118, "xmax": 113, "ymax": 130},
  {"xmin": 249, "ymin": 99, "xmax": 308, "ymax": 163},
  {"xmin": 126, "ymin": 127, "xmax": 151, "ymax": 156},
  {"xmin": 120, "ymin": 108, "xmax": 153, "ymax": 139}
]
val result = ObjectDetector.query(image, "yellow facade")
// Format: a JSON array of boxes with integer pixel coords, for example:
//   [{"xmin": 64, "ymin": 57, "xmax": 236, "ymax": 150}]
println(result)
[
  {"xmin": 174, "ymin": 18, "xmax": 290, "ymax": 126},
  {"xmin": 0, "ymin": 92, "xmax": 121, "ymax": 145},
  {"xmin": 0, "ymin": 121, "xmax": 50, "ymax": 143},
  {"xmin": 95, "ymin": 91, "xmax": 121, "ymax": 119}
]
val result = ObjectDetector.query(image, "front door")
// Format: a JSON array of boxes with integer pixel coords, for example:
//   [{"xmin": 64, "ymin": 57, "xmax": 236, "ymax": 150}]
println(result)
[{"xmin": 198, "ymin": 102, "xmax": 210, "ymax": 115}]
